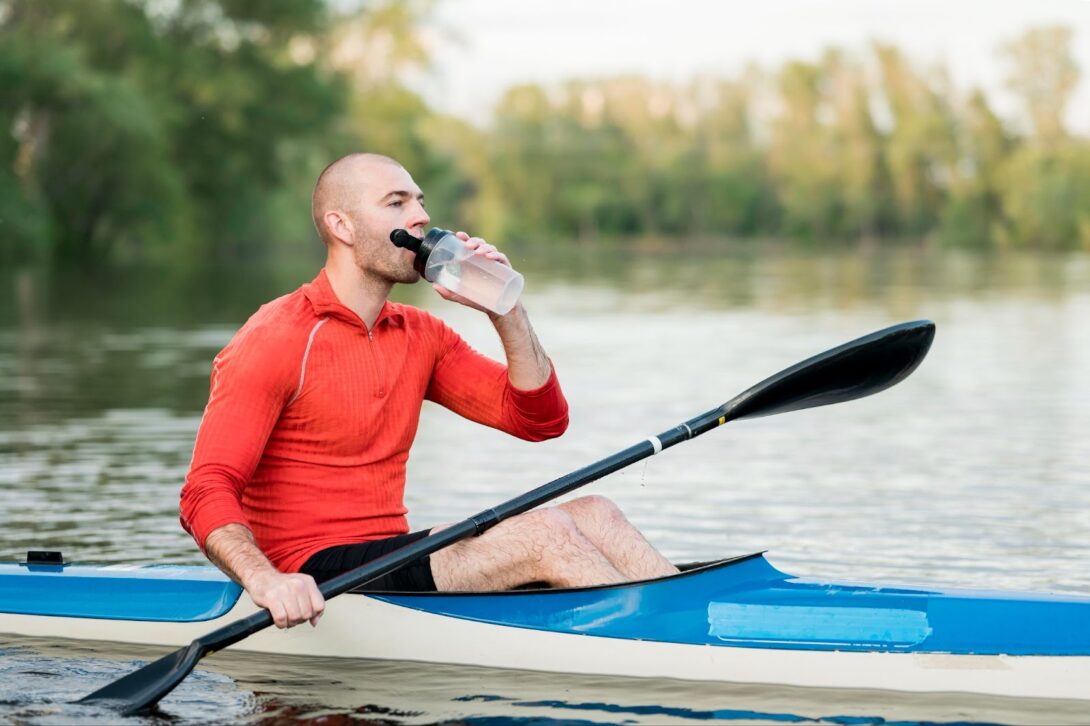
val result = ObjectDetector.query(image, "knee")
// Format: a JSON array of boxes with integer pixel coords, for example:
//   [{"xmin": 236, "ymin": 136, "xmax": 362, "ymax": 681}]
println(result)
[
  {"xmin": 564, "ymin": 495, "xmax": 627, "ymax": 529},
  {"xmin": 520, "ymin": 507, "xmax": 582, "ymax": 546}
]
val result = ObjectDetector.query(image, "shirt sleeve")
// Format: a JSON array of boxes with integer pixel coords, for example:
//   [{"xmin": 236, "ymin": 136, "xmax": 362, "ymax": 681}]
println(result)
[
  {"xmin": 425, "ymin": 319, "xmax": 569, "ymax": 442},
  {"xmin": 179, "ymin": 325, "xmax": 296, "ymax": 553}
]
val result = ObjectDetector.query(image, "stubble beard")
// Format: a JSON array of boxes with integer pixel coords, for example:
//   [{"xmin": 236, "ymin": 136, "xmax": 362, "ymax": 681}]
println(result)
[{"xmin": 351, "ymin": 226, "xmax": 420, "ymax": 286}]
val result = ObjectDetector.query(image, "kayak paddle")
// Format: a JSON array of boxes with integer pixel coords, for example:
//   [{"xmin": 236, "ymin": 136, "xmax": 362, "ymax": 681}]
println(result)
[{"xmin": 78, "ymin": 319, "xmax": 934, "ymax": 715}]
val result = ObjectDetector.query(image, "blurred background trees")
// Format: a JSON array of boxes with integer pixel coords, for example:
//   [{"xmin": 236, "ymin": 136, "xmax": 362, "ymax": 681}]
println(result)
[{"xmin": 1, "ymin": 0, "xmax": 1087, "ymax": 268}]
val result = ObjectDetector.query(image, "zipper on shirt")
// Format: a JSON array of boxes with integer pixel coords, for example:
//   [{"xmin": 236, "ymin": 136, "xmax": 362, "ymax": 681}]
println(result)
[{"xmin": 367, "ymin": 327, "xmax": 387, "ymax": 398}]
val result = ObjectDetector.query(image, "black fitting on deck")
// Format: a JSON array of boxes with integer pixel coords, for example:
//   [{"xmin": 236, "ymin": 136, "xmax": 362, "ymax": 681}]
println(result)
[{"xmin": 25, "ymin": 550, "xmax": 65, "ymax": 566}]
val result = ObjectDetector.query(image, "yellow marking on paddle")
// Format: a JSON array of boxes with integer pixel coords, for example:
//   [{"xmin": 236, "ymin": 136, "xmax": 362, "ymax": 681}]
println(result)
[{"xmin": 718, "ymin": 416, "xmax": 726, "ymax": 426}]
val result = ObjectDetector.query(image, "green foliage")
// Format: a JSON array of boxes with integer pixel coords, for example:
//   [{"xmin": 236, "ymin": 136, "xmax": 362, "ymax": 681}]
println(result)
[
  {"xmin": 488, "ymin": 78, "xmax": 774, "ymax": 243},
  {"xmin": 937, "ymin": 90, "xmax": 1011, "ymax": 248},
  {"xmin": 1, "ymin": 2, "xmax": 1088, "ymax": 265},
  {"xmin": 996, "ymin": 144, "xmax": 1090, "ymax": 249},
  {"xmin": 1001, "ymin": 26, "xmax": 1079, "ymax": 143},
  {"xmin": 1, "ymin": 0, "xmax": 341, "ymax": 265},
  {"xmin": 0, "ymin": 12, "xmax": 186, "ymax": 264},
  {"xmin": 0, "ymin": 167, "xmax": 50, "ymax": 258}
]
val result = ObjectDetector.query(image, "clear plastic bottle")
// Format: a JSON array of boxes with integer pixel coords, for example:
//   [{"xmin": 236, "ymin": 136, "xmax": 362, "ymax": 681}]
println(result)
[{"xmin": 390, "ymin": 228, "xmax": 524, "ymax": 315}]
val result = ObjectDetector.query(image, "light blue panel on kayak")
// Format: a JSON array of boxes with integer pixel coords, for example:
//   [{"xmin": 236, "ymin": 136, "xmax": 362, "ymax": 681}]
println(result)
[
  {"xmin": 0, "ymin": 563, "xmax": 241, "ymax": 622},
  {"xmin": 708, "ymin": 602, "xmax": 931, "ymax": 646}
]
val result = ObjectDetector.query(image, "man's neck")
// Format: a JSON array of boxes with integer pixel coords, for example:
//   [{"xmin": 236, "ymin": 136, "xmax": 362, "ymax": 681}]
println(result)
[{"xmin": 324, "ymin": 258, "xmax": 393, "ymax": 330}]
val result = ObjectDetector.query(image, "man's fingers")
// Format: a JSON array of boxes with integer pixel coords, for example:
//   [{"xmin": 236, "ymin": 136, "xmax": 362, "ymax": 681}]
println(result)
[
  {"xmin": 283, "ymin": 594, "xmax": 305, "ymax": 628},
  {"xmin": 284, "ymin": 577, "xmax": 320, "ymax": 628},
  {"xmin": 308, "ymin": 581, "xmax": 325, "ymax": 627},
  {"xmin": 307, "ymin": 578, "xmax": 325, "ymax": 614},
  {"xmin": 268, "ymin": 600, "xmax": 289, "ymax": 629},
  {"xmin": 465, "ymin": 238, "xmax": 511, "ymax": 268},
  {"xmin": 294, "ymin": 592, "xmax": 312, "ymax": 626},
  {"xmin": 455, "ymin": 233, "xmax": 511, "ymax": 267},
  {"xmin": 248, "ymin": 571, "xmax": 325, "ymax": 629}
]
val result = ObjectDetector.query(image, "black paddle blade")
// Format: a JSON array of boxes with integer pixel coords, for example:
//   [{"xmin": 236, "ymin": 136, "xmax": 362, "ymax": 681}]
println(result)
[
  {"xmin": 78, "ymin": 641, "xmax": 204, "ymax": 716},
  {"xmin": 721, "ymin": 320, "xmax": 935, "ymax": 422}
]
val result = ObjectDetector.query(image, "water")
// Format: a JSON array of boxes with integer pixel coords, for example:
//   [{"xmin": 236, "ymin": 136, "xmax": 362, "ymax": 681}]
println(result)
[
  {"xmin": 428, "ymin": 244, "xmax": 524, "ymax": 315},
  {"xmin": 2, "ymin": 243, "xmax": 1089, "ymax": 723}
]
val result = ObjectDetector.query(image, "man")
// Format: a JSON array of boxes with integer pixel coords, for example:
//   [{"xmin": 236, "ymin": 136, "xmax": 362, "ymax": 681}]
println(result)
[{"xmin": 180, "ymin": 153, "xmax": 678, "ymax": 629}]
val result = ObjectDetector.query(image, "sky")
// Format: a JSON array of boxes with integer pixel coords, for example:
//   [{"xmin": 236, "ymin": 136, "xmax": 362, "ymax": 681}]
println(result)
[{"xmin": 414, "ymin": 0, "xmax": 1090, "ymax": 133}]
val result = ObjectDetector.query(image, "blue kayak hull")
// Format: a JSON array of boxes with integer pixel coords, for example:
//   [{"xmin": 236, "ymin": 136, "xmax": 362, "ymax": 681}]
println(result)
[
  {"xmin": 376, "ymin": 552, "xmax": 1090, "ymax": 657},
  {"xmin": 3, "ymin": 552, "xmax": 1089, "ymax": 657},
  {"xmin": 5, "ymin": 553, "xmax": 1090, "ymax": 700}
]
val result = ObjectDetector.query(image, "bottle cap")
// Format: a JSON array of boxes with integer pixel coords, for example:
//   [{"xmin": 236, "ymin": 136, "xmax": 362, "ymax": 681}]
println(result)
[{"xmin": 390, "ymin": 228, "xmax": 453, "ymax": 275}]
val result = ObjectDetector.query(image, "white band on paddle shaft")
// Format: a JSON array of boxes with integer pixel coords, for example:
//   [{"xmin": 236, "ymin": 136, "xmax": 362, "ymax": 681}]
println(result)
[{"xmin": 646, "ymin": 436, "xmax": 663, "ymax": 454}]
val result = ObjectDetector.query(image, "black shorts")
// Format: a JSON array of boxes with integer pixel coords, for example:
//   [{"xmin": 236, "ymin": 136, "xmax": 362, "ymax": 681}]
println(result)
[{"xmin": 299, "ymin": 529, "xmax": 437, "ymax": 592}]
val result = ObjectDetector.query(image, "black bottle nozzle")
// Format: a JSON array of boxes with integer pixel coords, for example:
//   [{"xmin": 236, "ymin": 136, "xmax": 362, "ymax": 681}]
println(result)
[
  {"xmin": 390, "ymin": 229, "xmax": 422, "ymax": 252},
  {"xmin": 390, "ymin": 228, "xmax": 453, "ymax": 275}
]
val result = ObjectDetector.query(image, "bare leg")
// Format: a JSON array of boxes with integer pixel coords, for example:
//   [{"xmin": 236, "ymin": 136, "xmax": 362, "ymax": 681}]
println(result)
[
  {"xmin": 430, "ymin": 507, "xmax": 626, "ymax": 592},
  {"xmin": 558, "ymin": 495, "xmax": 679, "ymax": 580},
  {"xmin": 429, "ymin": 496, "xmax": 676, "ymax": 591}
]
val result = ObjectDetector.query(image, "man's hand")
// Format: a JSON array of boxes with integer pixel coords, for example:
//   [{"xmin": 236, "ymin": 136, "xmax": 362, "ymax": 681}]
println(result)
[
  {"xmin": 203, "ymin": 523, "xmax": 325, "ymax": 629},
  {"xmin": 431, "ymin": 231, "xmax": 516, "ymax": 316},
  {"xmin": 244, "ymin": 569, "xmax": 325, "ymax": 629}
]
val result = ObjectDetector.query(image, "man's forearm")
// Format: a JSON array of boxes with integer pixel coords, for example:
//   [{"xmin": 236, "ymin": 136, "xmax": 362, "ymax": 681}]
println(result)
[
  {"xmin": 203, "ymin": 523, "xmax": 326, "ymax": 628},
  {"xmin": 203, "ymin": 523, "xmax": 281, "ymax": 588},
  {"xmin": 490, "ymin": 303, "xmax": 551, "ymax": 389}
]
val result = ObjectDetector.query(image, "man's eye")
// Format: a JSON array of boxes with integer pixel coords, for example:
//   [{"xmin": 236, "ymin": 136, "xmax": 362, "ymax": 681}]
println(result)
[{"xmin": 389, "ymin": 200, "xmax": 402, "ymax": 207}]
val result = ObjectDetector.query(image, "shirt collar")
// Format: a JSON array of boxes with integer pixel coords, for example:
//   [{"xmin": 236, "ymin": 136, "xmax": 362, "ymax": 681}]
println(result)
[{"xmin": 302, "ymin": 268, "xmax": 406, "ymax": 330}]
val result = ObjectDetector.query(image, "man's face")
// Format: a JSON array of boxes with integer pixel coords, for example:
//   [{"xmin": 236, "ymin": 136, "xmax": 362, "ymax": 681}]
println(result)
[{"xmin": 350, "ymin": 162, "xmax": 430, "ymax": 284}]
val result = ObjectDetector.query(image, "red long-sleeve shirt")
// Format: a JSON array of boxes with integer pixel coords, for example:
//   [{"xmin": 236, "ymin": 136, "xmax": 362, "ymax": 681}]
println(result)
[{"xmin": 179, "ymin": 269, "xmax": 569, "ymax": 572}]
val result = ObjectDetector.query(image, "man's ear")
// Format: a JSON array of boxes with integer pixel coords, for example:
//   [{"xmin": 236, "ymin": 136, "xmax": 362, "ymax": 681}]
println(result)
[{"xmin": 323, "ymin": 210, "xmax": 354, "ymax": 246}]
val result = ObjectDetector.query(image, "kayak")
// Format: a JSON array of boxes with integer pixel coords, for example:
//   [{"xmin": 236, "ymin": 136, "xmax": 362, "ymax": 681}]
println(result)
[{"xmin": 2, "ymin": 551, "xmax": 1089, "ymax": 701}]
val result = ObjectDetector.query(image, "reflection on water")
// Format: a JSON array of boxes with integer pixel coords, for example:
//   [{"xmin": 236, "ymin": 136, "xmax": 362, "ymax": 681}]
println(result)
[
  {"xmin": 5, "ymin": 635, "xmax": 1090, "ymax": 725},
  {"xmin": 1, "ymin": 243, "xmax": 1089, "ymax": 723}
]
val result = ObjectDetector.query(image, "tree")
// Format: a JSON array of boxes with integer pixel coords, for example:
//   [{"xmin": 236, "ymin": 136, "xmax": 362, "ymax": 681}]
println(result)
[
  {"xmin": 1001, "ymin": 26, "xmax": 1078, "ymax": 143},
  {"xmin": 873, "ymin": 43, "xmax": 958, "ymax": 234},
  {"xmin": 0, "ymin": 4, "xmax": 187, "ymax": 264},
  {"xmin": 994, "ymin": 26, "xmax": 1089, "ymax": 249},
  {"xmin": 0, "ymin": 0, "xmax": 344, "ymax": 265},
  {"xmin": 766, "ymin": 59, "xmax": 844, "ymax": 238},
  {"xmin": 822, "ymin": 50, "xmax": 892, "ymax": 237},
  {"xmin": 938, "ymin": 90, "xmax": 1012, "ymax": 247}
]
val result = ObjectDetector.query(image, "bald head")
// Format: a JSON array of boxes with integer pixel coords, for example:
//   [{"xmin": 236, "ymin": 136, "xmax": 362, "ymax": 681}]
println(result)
[{"xmin": 311, "ymin": 153, "xmax": 405, "ymax": 246}]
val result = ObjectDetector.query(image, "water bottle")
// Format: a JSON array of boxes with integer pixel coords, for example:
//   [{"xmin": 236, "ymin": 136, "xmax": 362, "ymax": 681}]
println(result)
[{"xmin": 390, "ymin": 228, "xmax": 524, "ymax": 315}]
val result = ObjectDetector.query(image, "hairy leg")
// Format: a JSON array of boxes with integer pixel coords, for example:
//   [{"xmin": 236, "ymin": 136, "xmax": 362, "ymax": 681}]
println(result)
[
  {"xmin": 429, "ymin": 507, "xmax": 626, "ymax": 592},
  {"xmin": 558, "ymin": 495, "xmax": 679, "ymax": 580}
]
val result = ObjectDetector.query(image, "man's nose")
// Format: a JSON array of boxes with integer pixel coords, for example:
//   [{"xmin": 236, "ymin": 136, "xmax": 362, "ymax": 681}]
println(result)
[{"xmin": 408, "ymin": 203, "xmax": 429, "ymax": 231}]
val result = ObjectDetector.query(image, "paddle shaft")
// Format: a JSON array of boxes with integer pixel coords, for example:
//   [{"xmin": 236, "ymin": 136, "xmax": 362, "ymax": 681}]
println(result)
[
  {"xmin": 185, "ymin": 318, "xmax": 940, "ymax": 651},
  {"xmin": 195, "ymin": 407, "xmax": 724, "ymax": 652}
]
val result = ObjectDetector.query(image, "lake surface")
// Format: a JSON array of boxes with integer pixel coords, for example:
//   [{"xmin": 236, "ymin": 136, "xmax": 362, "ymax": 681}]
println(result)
[{"xmin": 1, "ymin": 243, "xmax": 1089, "ymax": 723}]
